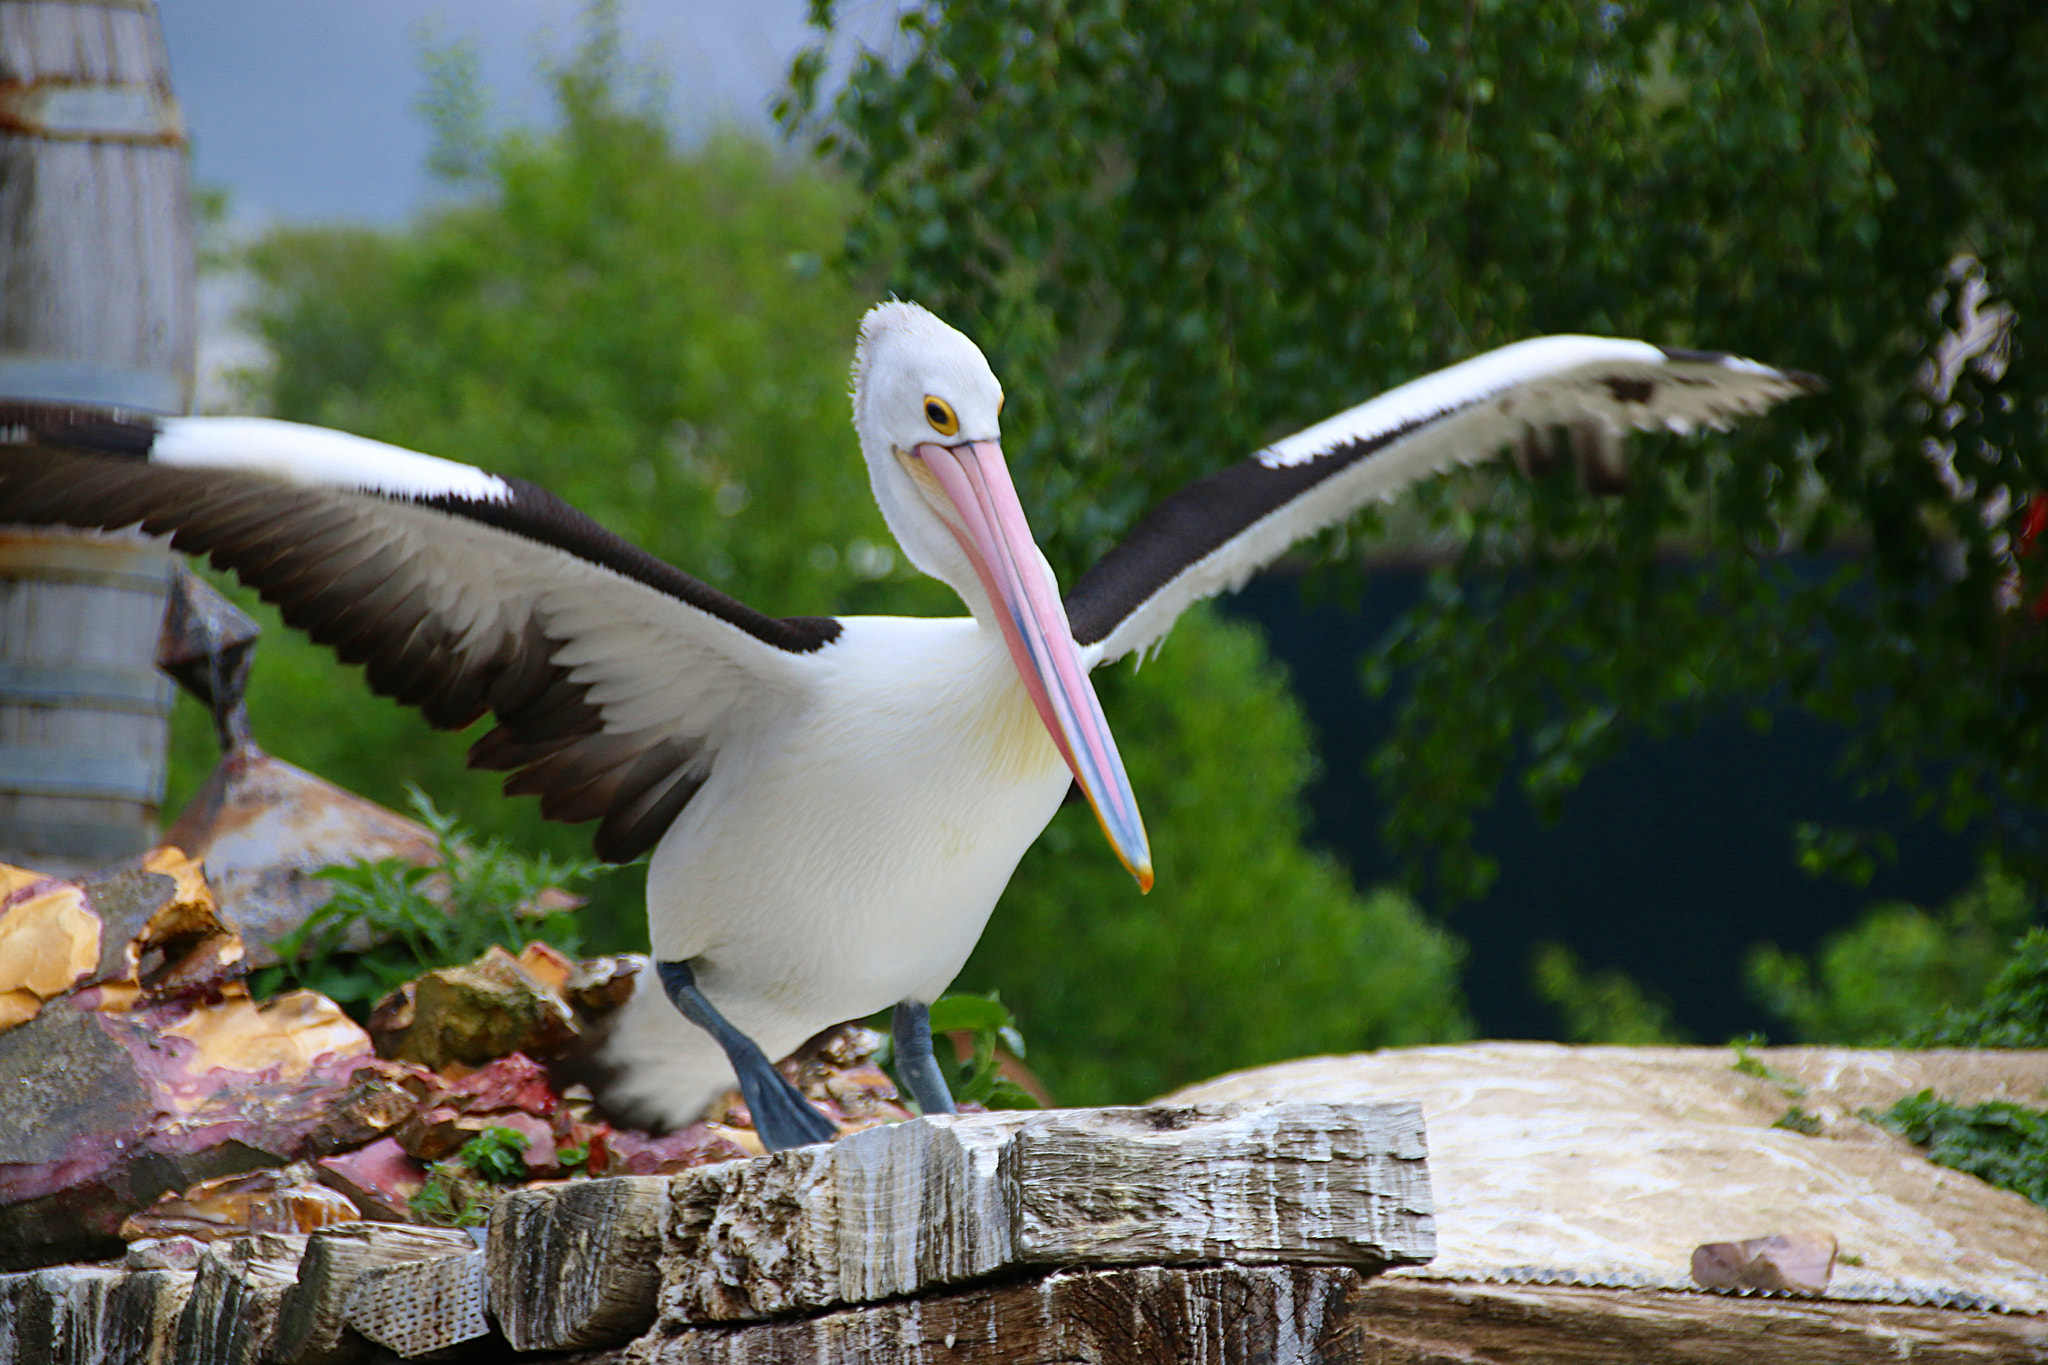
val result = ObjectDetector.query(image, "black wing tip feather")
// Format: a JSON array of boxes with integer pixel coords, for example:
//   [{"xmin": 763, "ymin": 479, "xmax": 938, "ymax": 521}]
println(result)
[
  {"xmin": 1065, "ymin": 414, "xmax": 1432, "ymax": 648},
  {"xmin": 0, "ymin": 403, "xmax": 162, "ymax": 457},
  {"xmin": 1657, "ymin": 347, "xmax": 1827, "ymax": 394}
]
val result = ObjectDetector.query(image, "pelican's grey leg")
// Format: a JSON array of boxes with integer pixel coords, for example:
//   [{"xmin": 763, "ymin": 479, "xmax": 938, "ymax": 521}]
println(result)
[
  {"xmin": 892, "ymin": 1000, "xmax": 958, "ymax": 1116},
  {"xmin": 656, "ymin": 959, "xmax": 837, "ymax": 1151}
]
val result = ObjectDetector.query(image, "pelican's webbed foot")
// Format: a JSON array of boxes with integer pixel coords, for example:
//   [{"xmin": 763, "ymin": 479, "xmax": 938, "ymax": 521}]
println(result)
[
  {"xmin": 655, "ymin": 958, "xmax": 838, "ymax": 1151},
  {"xmin": 891, "ymin": 999, "xmax": 958, "ymax": 1116}
]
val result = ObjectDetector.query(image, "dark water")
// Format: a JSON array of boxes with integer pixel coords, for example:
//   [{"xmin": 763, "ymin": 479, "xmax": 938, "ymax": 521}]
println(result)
[{"xmin": 1221, "ymin": 571, "xmax": 1977, "ymax": 1043}]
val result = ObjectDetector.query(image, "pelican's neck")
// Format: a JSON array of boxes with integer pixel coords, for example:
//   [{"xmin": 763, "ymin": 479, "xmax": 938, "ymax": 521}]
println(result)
[{"xmin": 860, "ymin": 438, "xmax": 1007, "ymax": 629}]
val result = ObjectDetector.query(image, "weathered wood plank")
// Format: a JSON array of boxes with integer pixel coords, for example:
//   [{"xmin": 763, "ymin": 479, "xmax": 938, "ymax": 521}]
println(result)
[
  {"xmin": 170, "ymin": 1232, "xmax": 306, "ymax": 1365},
  {"xmin": 1336, "ymin": 1278, "xmax": 2048, "ymax": 1365},
  {"xmin": 0, "ymin": 1264, "xmax": 192, "ymax": 1365},
  {"xmin": 341, "ymin": 1245, "xmax": 493, "ymax": 1359},
  {"xmin": 487, "ymin": 1175, "xmax": 668, "ymax": 1352},
  {"xmin": 648, "ymin": 1264, "xmax": 1371, "ymax": 1365},
  {"xmin": 626, "ymin": 1268, "xmax": 2048, "ymax": 1365},
  {"xmin": 270, "ymin": 1223, "xmax": 475, "ymax": 1365},
  {"xmin": 662, "ymin": 1103, "xmax": 1433, "ymax": 1326}
]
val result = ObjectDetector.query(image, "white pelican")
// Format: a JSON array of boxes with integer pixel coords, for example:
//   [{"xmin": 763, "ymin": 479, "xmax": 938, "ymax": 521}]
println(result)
[{"xmin": 0, "ymin": 303, "xmax": 1817, "ymax": 1147}]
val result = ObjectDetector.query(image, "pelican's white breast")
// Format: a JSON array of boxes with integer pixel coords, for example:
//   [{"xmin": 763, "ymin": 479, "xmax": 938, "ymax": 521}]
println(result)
[{"xmin": 645, "ymin": 614, "xmax": 1071, "ymax": 1032}]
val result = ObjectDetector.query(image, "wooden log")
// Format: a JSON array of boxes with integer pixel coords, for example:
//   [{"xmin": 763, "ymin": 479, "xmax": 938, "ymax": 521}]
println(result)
[
  {"xmin": 622, "ymin": 1268, "xmax": 2048, "ymax": 1365},
  {"xmin": 663, "ymin": 1102, "xmax": 1433, "ymax": 1326},
  {"xmin": 1332, "ymin": 1278, "xmax": 2048, "ymax": 1365},
  {"xmin": 341, "ymin": 1245, "xmax": 494, "ymax": 1359},
  {"xmin": 270, "ymin": 1223, "xmax": 476, "ymax": 1365},
  {"xmin": 0, "ymin": 1264, "xmax": 192, "ymax": 1365},
  {"xmin": 648, "ymin": 1264, "xmax": 1370, "ymax": 1365},
  {"xmin": 170, "ymin": 1232, "xmax": 307, "ymax": 1365},
  {"xmin": 487, "ymin": 1175, "xmax": 668, "ymax": 1352}
]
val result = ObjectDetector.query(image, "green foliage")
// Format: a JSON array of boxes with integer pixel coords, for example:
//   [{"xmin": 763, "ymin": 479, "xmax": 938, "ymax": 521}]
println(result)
[
  {"xmin": 1774, "ymin": 1105, "xmax": 1824, "ymax": 1136},
  {"xmin": 410, "ymin": 1126, "xmax": 532, "ymax": 1226},
  {"xmin": 1913, "ymin": 927, "xmax": 2048, "ymax": 1048},
  {"xmin": 874, "ymin": 993, "xmax": 1040, "ymax": 1111},
  {"xmin": 455, "ymin": 1125, "xmax": 532, "ymax": 1183},
  {"xmin": 252, "ymin": 789, "xmax": 595, "ymax": 1015},
  {"xmin": 1746, "ymin": 867, "xmax": 2037, "ymax": 1044},
  {"xmin": 959, "ymin": 608, "xmax": 1472, "ymax": 1105},
  {"xmin": 788, "ymin": 0, "xmax": 2048, "ymax": 905},
  {"xmin": 1728, "ymin": 1035, "xmax": 1804, "ymax": 1092},
  {"xmin": 1530, "ymin": 943, "xmax": 1687, "ymax": 1044},
  {"xmin": 1873, "ymin": 1091, "xmax": 2048, "ymax": 1209}
]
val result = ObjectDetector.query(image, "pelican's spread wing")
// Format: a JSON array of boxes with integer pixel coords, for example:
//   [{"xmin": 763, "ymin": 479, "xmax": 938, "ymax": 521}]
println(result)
[
  {"xmin": 0, "ymin": 412, "xmax": 839, "ymax": 862},
  {"xmin": 1064, "ymin": 337, "xmax": 1821, "ymax": 665}
]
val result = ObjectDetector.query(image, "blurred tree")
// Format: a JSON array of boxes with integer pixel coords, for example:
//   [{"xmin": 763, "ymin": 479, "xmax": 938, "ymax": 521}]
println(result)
[
  {"xmin": 180, "ymin": 6, "xmax": 1469, "ymax": 1097},
  {"xmin": 1531, "ymin": 943, "xmax": 1687, "ymax": 1044},
  {"xmin": 1746, "ymin": 866, "xmax": 2035, "ymax": 1044},
  {"xmin": 784, "ymin": 0, "xmax": 2048, "ymax": 911},
  {"xmin": 960, "ymin": 608, "xmax": 1470, "ymax": 1103}
]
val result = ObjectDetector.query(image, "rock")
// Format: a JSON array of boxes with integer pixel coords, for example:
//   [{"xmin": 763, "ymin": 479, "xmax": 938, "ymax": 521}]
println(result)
[
  {"xmin": 1692, "ymin": 1231, "xmax": 1838, "ymax": 1295},
  {"xmin": 0, "ymin": 847, "xmax": 241, "ymax": 1036},
  {"xmin": 396, "ymin": 1052, "xmax": 562, "ymax": 1161},
  {"xmin": 118, "ymin": 1164, "xmax": 361, "ymax": 1243},
  {"xmin": 369, "ymin": 947, "xmax": 576, "ymax": 1069},
  {"xmin": 81, "ymin": 846, "xmax": 244, "ymax": 996},
  {"xmin": 595, "ymin": 1124, "xmax": 748, "ymax": 1176},
  {"xmin": 562, "ymin": 954, "xmax": 638, "ymax": 1019},
  {"xmin": 0, "ymin": 993, "xmax": 378, "ymax": 1270},
  {"xmin": 0, "ymin": 876, "xmax": 99, "ymax": 1028},
  {"xmin": 1166, "ymin": 1042, "xmax": 2048, "ymax": 1314},
  {"xmin": 313, "ymin": 1139, "xmax": 429, "ymax": 1225},
  {"xmin": 159, "ymin": 745, "xmax": 439, "ymax": 969},
  {"xmin": 300, "ymin": 1059, "xmax": 433, "ymax": 1157}
]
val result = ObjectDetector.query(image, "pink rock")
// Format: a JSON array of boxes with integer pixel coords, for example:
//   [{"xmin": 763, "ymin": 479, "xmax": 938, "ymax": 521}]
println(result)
[
  {"xmin": 0, "ymin": 997, "xmax": 383, "ymax": 1270},
  {"xmin": 438, "ymin": 1052, "xmax": 557, "ymax": 1118},
  {"xmin": 597, "ymin": 1124, "xmax": 747, "ymax": 1176},
  {"xmin": 315, "ymin": 1137, "xmax": 429, "ymax": 1223}
]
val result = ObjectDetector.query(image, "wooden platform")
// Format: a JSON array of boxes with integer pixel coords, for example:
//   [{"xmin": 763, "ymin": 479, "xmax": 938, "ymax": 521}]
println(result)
[{"xmin": 4, "ymin": 1098, "xmax": 2042, "ymax": 1363}]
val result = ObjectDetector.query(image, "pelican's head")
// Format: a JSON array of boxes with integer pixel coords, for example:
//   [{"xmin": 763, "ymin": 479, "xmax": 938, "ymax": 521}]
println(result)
[{"xmin": 851, "ymin": 301, "xmax": 1151, "ymax": 891}]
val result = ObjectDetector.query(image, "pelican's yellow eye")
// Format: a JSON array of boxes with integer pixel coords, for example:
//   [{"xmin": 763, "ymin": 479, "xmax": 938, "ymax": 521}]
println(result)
[{"xmin": 924, "ymin": 396, "xmax": 960, "ymax": 437}]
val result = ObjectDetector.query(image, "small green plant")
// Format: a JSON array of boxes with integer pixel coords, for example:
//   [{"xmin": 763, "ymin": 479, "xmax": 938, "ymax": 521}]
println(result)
[
  {"xmin": 1871, "ymin": 1090, "xmax": 2048, "ymax": 1209},
  {"xmin": 1728, "ymin": 1034, "xmax": 1805, "ymax": 1095},
  {"xmin": 253, "ymin": 787, "xmax": 598, "ymax": 1013},
  {"xmin": 410, "ymin": 1126, "xmax": 535, "ymax": 1226},
  {"xmin": 875, "ymin": 992, "xmax": 1041, "ymax": 1111},
  {"xmin": 1773, "ymin": 1105, "xmax": 1824, "ymax": 1136}
]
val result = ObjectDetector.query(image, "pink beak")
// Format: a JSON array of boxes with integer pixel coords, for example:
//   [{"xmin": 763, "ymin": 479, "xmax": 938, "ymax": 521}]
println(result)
[{"xmin": 915, "ymin": 440, "xmax": 1153, "ymax": 891}]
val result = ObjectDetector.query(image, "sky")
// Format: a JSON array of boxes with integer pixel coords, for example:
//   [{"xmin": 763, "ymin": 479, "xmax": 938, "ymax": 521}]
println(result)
[{"xmin": 158, "ymin": 1, "xmax": 818, "ymax": 225}]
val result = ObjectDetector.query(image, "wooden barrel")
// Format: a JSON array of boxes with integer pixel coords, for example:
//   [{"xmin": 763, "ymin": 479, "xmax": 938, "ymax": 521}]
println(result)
[
  {"xmin": 0, "ymin": 0, "xmax": 194, "ymax": 873},
  {"xmin": 0, "ymin": 532, "xmax": 174, "ymax": 873}
]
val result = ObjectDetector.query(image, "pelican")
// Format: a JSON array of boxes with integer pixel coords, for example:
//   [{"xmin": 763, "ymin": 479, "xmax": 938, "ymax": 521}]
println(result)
[{"xmin": 0, "ymin": 303, "xmax": 1817, "ymax": 1148}]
